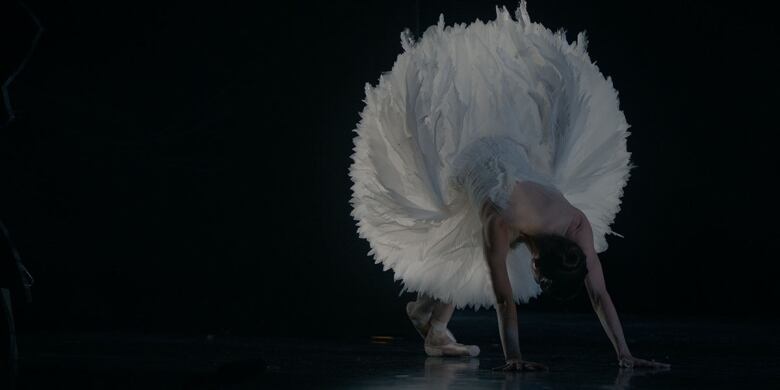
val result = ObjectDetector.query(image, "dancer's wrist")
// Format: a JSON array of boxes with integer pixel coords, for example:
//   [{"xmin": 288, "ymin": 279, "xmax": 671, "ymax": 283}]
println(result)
[
  {"xmin": 616, "ymin": 342, "xmax": 631, "ymax": 358},
  {"xmin": 505, "ymin": 350, "xmax": 522, "ymax": 361}
]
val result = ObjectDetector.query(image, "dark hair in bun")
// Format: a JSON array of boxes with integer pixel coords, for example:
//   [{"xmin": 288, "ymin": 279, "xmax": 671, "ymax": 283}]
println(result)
[{"xmin": 526, "ymin": 234, "xmax": 588, "ymax": 301}]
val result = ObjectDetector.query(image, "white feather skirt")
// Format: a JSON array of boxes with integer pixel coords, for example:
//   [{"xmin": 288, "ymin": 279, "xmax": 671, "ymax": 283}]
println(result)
[{"xmin": 349, "ymin": 2, "xmax": 632, "ymax": 310}]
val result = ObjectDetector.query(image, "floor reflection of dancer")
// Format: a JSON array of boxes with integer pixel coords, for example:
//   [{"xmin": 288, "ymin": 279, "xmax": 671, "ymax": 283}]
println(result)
[
  {"xmin": 350, "ymin": 2, "xmax": 669, "ymax": 370},
  {"xmin": 424, "ymin": 356, "xmax": 479, "ymax": 387}
]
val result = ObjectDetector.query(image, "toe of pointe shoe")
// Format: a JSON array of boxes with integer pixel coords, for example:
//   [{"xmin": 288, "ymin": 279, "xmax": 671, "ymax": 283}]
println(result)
[{"xmin": 425, "ymin": 343, "xmax": 480, "ymax": 357}]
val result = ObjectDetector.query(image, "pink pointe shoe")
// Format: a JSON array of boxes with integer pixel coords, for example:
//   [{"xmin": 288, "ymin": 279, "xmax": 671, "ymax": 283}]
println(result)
[{"xmin": 424, "ymin": 324, "xmax": 480, "ymax": 357}]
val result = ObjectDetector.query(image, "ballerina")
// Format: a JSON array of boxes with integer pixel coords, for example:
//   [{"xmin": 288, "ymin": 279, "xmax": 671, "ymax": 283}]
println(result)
[{"xmin": 349, "ymin": 2, "xmax": 669, "ymax": 370}]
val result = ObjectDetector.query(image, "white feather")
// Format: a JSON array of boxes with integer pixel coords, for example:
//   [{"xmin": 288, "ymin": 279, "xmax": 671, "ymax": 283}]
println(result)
[{"xmin": 349, "ymin": 2, "xmax": 631, "ymax": 310}]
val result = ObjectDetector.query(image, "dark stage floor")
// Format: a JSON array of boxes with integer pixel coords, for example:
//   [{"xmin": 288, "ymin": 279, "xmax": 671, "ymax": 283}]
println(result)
[{"xmin": 14, "ymin": 311, "xmax": 780, "ymax": 389}]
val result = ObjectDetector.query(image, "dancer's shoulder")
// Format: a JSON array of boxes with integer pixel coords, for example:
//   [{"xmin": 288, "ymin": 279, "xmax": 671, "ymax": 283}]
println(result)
[{"xmin": 565, "ymin": 209, "xmax": 597, "ymax": 256}]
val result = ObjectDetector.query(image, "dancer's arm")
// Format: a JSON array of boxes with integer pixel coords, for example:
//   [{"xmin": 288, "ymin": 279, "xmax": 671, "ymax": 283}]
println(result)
[
  {"xmin": 483, "ymin": 214, "xmax": 520, "ymax": 360},
  {"xmin": 483, "ymin": 214, "xmax": 547, "ymax": 371},
  {"xmin": 572, "ymin": 212, "xmax": 670, "ymax": 369}
]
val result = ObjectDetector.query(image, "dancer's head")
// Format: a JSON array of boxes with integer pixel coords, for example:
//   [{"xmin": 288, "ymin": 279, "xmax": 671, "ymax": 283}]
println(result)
[{"xmin": 526, "ymin": 234, "xmax": 588, "ymax": 301}]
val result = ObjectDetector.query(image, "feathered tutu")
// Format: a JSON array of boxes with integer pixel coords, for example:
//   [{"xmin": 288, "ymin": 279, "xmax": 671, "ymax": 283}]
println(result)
[{"xmin": 349, "ymin": 2, "xmax": 632, "ymax": 310}]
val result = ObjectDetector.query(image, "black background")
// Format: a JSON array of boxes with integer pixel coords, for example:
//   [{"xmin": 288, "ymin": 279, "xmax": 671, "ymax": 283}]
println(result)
[{"xmin": 1, "ymin": 0, "xmax": 778, "ymax": 338}]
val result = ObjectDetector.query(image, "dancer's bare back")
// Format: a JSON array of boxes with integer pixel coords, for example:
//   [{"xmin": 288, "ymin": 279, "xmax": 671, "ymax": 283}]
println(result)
[{"xmin": 481, "ymin": 179, "xmax": 584, "ymax": 243}]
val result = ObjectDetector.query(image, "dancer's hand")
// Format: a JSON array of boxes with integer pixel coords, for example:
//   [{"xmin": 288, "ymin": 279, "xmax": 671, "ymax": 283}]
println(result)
[
  {"xmin": 492, "ymin": 358, "xmax": 548, "ymax": 372},
  {"xmin": 618, "ymin": 354, "xmax": 670, "ymax": 369}
]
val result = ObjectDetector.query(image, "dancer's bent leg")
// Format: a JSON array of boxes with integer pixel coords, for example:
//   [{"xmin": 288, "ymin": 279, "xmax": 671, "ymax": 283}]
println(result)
[
  {"xmin": 424, "ymin": 301, "xmax": 480, "ymax": 357},
  {"xmin": 407, "ymin": 292, "xmax": 436, "ymax": 339}
]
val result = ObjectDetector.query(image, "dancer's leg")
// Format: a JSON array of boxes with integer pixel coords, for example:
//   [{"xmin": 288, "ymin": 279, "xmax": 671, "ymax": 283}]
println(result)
[
  {"xmin": 407, "ymin": 292, "xmax": 436, "ymax": 339},
  {"xmin": 424, "ymin": 301, "xmax": 480, "ymax": 357},
  {"xmin": 407, "ymin": 293, "xmax": 457, "ymax": 340},
  {"xmin": 410, "ymin": 292, "xmax": 436, "ymax": 318},
  {"xmin": 407, "ymin": 293, "xmax": 480, "ymax": 357},
  {"xmin": 429, "ymin": 300, "xmax": 455, "ymax": 330},
  {"xmin": 426, "ymin": 301, "xmax": 456, "ymax": 345}
]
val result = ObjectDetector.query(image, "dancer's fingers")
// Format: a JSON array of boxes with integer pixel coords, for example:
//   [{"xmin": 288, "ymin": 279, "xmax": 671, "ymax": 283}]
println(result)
[
  {"xmin": 636, "ymin": 358, "xmax": 670, "ymax": 369},
  {"xmin": 635, "ymin": 358, "xmax": 652, "ymax": 367},
  {"xmin": 492, "ymin": 363, "xmax": 510, "ymax": 371}
]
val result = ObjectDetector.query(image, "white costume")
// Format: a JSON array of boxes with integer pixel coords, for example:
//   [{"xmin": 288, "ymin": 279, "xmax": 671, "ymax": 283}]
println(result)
[{"xmin": 349, "ymin": 2, "xmax": 632, "ymax": 310}]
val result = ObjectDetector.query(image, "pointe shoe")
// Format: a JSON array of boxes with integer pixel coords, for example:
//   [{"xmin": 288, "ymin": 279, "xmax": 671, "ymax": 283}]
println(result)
[
  {"xmin": 424, "ymin": 327, "xmax": 480, "ymax": 357},
  {"xmin": 406, "ymin": 301, "xmax": 432, "ymax": 340},
  {"xmin": 424, "ymin": 342, "xmax": 480, "ymax": 357}
]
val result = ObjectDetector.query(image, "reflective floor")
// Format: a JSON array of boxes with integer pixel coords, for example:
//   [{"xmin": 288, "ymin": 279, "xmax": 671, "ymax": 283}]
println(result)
[{"xmin": 15, "ymin": 311, "xmax": 780, "ymax": 389}]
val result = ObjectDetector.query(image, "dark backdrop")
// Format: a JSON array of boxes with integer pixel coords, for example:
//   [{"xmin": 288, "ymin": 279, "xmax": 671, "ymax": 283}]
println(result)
[{"xmin": 1, "ymin": 0, "xmax": 777, "ymax": 337}]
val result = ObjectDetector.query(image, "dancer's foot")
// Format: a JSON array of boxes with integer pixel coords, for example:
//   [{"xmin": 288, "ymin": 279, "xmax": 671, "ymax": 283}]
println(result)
[
  {"xmin": 424, "ymin": 324, "xmax": 480, "ymax": 357},
  {"xmin": 406, "ymin": 301, "xmax": 431, "ymax": 340}
]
